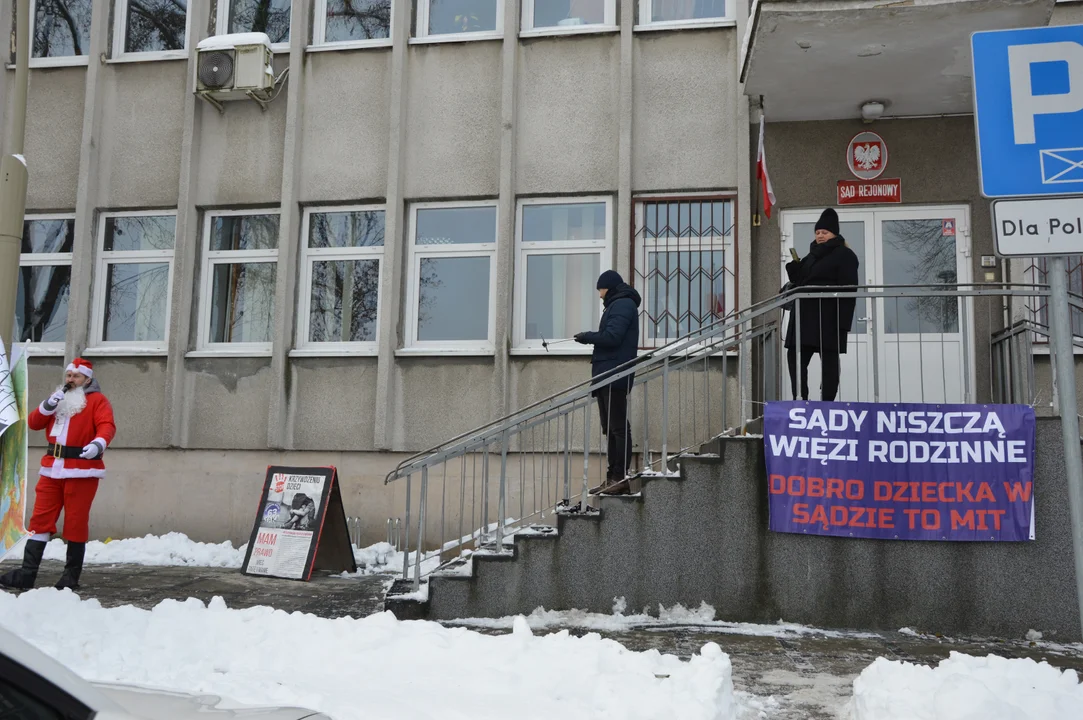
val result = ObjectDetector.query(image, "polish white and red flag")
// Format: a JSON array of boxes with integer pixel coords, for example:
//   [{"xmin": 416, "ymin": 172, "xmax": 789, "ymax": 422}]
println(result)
[{"xmin": 757, "ymin": 114, "xmax": 776, "ymax": 219}]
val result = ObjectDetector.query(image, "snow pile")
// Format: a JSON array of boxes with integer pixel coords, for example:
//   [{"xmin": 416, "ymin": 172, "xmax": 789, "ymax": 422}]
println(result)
[
  {"xmin": 457, "ymin": 598, "xmax": 880, "ymax": 639},
  {"xmin": 8, "ymin": 533, "xmax": 244, "ymax": 568},
  {"xmin": 851, "ymin": 652, "xmax": 1083, "ymax": 720},
  {"xmin": 5, "ymin": 533, "xmax": 423, "ymax": 575},
  {"xmin": 0, "ymin": 590, "xmax": 740, "ymax": 720}
]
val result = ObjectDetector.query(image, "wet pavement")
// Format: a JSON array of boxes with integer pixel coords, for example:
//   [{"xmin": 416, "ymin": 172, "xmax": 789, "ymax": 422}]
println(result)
[{"xmin": 5, "ymin": 560, "xmax": 1083, "ymax": 719}]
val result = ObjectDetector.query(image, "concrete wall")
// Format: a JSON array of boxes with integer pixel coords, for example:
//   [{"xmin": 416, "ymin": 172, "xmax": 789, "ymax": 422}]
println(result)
[
  {"xmin": 4, "ymin": 0, "xmax": 747, "ymax": 543},
  {"xmin": 427, "ymin": 419, "xmax": 1083, "ymax": 642}
]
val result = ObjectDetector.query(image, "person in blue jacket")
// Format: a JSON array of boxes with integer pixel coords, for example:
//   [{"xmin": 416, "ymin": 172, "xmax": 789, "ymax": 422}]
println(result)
[{"xmin": 575, "ymin": 270, "xmax": 642, "ymax": 495}]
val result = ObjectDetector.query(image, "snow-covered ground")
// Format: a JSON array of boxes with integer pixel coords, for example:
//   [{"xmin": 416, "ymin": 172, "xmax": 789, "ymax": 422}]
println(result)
[
  {"xmin": 851, "ymin": 652, "xmax": 1083, "ymax": 720},
  {"xmin": 3, "ymin": 532, "xmax": 430, "ymax": 576},
  {"xmin": 0, "ymin": 590, "xmax": 741, "ymax": 720}
]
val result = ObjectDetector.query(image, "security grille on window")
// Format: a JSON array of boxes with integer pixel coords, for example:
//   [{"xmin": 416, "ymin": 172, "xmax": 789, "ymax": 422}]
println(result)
[
  {"xmin": 406, "ymin": 203, "xmax": 497, "ymax": 350},
  {"xmin": 633, "ymin": 198, "xmax": 735, "ymax": 347},
  {"xmin": 91, "ymin": 212, "xmax": 176, "ymax": 350},
  {"xmin": 416, "ymin": 0, "xmax": 501, "ymax": 38},
  {"xmin": 218, "ymin": 0, "xmax": 291, "ymax": 45},
  {"xmin": 522, "ymin": 0, "xmax": 614, "ymax": 32},
  {"xmin": 299, "ymin": 207, "xmax": 385, "ymax": 351},
  {"xmin": 515, "ymin": 198, "xmax": 610, "ymax": 350},
  {"xmin": 199, "ymin": 212, "xmax": 280, "ymax": 351},
  {"xmin": 315, "ymin": 0, "xmax": 391, "ymax": 45},
  {"xmin": 114, "ymin": 0, "xmax": 189, "ymax": 56},
  {"xmin": 16, "ymin": 215, "xmax": 74, "ymax": 349},
  {"xmin": 10, "ymin": 0, "xmax": 92, "ymax": 63},
  {"xmin": 1023, "ymin": 256, "xmax": 1083, "ymax": 339},
  {"xmin": 638, "ymin": 0, "xmax": 729, "ymax": 26}
]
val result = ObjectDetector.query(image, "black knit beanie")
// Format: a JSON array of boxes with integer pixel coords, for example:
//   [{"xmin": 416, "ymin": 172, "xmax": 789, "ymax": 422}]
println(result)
[
  {"xmin": 814, "ymin": 208, "xmax": 840, "ymax": 236},
  {"xmin": 597, "ymin": 270, "xmax": 623, "ymax": 290}
]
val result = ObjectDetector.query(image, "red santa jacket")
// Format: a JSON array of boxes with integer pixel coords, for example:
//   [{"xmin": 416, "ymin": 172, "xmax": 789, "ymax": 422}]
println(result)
[{"xmin": 28, "ymin": 380, "xmax": 117, "ymax": 480}]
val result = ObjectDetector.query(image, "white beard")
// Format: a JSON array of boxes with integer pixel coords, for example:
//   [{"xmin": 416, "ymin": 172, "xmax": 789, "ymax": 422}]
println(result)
[{"xmin": 55, "ymin": 385, "xmax": 87, "ymax": 419}]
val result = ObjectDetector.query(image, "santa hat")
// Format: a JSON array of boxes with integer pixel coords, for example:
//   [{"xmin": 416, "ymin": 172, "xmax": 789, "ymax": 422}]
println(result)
[{"xmin": 66, "ymin": 357, "xmax": 93, "ymax": 379}]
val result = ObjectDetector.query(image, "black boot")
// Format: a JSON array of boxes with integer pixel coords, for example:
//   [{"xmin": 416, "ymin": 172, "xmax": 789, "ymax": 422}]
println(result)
[
  {"xmin": 0, "ymin": 539, "xmax": 46, "ymax": 590},
  {"xmin": 55, "ymin": 542, "xmax": 86, "ymax": 591}
]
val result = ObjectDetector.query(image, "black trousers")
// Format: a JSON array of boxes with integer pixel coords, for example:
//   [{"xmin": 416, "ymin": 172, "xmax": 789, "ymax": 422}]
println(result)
[
  {"xmin": 787, "ymin": 346, "xmax": 841, "ymax": 401},
  {"xmin": 597, "ymin": 386, "xmax": 633, "ymax": 480}
]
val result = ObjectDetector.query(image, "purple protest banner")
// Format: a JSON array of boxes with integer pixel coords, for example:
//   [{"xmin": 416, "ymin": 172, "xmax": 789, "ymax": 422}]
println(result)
[{"xmin": 764, "ymin": 401, "xmax": 1036, "ymax": 541}]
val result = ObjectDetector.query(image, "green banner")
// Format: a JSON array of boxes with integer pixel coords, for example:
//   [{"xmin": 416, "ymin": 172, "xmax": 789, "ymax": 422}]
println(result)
[{"xmin": 0, "ymin": 340, "xmax": 29, "ymax": 560}]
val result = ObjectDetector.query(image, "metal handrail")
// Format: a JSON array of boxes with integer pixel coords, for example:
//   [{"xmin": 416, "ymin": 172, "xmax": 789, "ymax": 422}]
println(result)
[{"xmin": 385, "ymin": 282, "xmax": 1053, "ymax": 484}]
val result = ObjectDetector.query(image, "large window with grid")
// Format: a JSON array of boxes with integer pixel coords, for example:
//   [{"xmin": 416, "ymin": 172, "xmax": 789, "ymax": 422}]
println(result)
[
  {"xmin": 199, "ymin": 211, "xmax": 280, "ymax": 353},
  {"xmin": 91, "ymin": 211, "xmax": 176, "ymax": 351},
  {"xmin": 297, "ymin": 206, "xmax": 385, "ymax": 353},
  {"xmin": 405, "ymin": 202, "xmax": 497, "ymax": 352},
  {"xmin": 515, "ymin": 197, "xmax": 610, "ymax": 352},
  {"xmin": 16, "ymin": 215, "xmax": 74, "ymax": 351},
  {"xmin": 632, "ymin": 197, "xmax": 735, "ymax": 348}
]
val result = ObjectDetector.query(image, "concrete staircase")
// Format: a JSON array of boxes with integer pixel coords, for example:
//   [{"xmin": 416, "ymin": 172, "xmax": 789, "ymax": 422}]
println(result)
[{"xmin": 387, "ymin": 420, "xmax": 1083, "ymax": 642}]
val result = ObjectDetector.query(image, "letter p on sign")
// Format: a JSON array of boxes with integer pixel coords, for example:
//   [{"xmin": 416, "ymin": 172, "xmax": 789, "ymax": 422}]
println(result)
[{"xmin": 1008, "ymin": 41, "xmax": 1083, "ymax": 145}]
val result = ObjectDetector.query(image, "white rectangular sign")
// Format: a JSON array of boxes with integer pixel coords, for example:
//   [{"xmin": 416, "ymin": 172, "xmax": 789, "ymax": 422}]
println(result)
[{"xmin": 993, "ymin": 197, "xmax": 1083, "ymax": 256}]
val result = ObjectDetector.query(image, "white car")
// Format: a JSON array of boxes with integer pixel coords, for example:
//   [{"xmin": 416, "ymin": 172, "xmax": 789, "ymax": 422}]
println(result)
[{"xmin": 0, "ymin": 625, "xmax": 329, "ymax": 720}]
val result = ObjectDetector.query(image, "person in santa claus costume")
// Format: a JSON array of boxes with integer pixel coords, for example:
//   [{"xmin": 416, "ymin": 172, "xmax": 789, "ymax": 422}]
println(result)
[{"xmin": 0, "ymin": 357, "xmax": 116, "ymax": 591}]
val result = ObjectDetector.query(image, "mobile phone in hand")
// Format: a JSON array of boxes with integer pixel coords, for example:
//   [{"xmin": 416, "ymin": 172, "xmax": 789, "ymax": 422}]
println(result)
[{"xmin": 789, "ymin": 248, "xmax": 800, "ymax": 262}]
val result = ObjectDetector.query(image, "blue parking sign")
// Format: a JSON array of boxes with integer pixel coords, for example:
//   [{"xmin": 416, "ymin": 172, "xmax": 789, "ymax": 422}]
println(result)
[{"xmin": 972, "ymin": 25, "xmax": 1083, "ymax": 198}]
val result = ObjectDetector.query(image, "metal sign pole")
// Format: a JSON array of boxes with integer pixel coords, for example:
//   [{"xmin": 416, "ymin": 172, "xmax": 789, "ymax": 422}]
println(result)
[{"xmin": 1047, "ymin": 255, "xmax": 1083, "ymax": 633}]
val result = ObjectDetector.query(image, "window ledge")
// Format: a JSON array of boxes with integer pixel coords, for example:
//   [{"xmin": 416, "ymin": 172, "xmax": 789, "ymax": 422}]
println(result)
[
  {"xmin": 519, "ymin": 25, "xmax": 619, "ymax": 39},
  {"xmin": 82, "ymin": 346, "xmax": 169, "ymax": 357},
  {"xmin": 510, "ymin": 347, "xmax": 591, "ymax": 356},
  {"xmin": 306, "ymin": 40, "xmax": 392, "ymax": 53},
  {"xmin": 633, "ymin": 19, "xmax": 736, "ymax": 33},
  {"xmin": 409, "ymin": 32, "xmax": 503, "ymax": 46},
  {"xmin": 185, "ymin": 349, "xmax": 273, "ymax": 359},
  {"xmin": 289, "ymin": 347, "xmax": 379, "ymax": 358},
  {"xmin": 1030, "ymin": 345, "xmax": 1083, "ymax": 356},
  {"xmin": 7, "ymin": 56, "xmax": 90, "ymax": 70},
  {"xmin": 19, "ymin": 345, "xmax": 65, "ymax": 357},
  {"xmin": 107, "ymin": 51, "xmax": 189, "ymax": 64},
  {"xmin": 395, "ymin": 347, "xmax": 496, "ymax": 357}
]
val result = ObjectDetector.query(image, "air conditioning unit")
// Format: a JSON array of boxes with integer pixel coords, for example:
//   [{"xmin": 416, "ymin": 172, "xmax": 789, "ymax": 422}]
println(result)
[{"xmin": 195, "ymin": 32, "xmax": 275, "ymax": 109}]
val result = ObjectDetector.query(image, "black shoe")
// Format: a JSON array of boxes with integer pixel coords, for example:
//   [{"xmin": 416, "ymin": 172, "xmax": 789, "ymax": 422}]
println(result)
[
  {"xmin": 600, "ymin": 479, "xmax": 631, "ymax": 495},
  {"xmin": 55, "ymin": 542, "xmax": 86, "ymax": 591},
  {"xmin": 1, "ymin": 539, "xmax": 47, "ymax": 590}
]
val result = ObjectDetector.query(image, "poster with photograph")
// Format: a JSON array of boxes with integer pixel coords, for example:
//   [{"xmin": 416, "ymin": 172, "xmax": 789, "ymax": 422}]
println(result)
[{"xmin": 241, "ymin": 466, "xmax": 356, "ymax": 580}]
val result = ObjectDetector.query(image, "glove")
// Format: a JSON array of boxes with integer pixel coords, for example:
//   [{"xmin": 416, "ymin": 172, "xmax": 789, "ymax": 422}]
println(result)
[
  {"xmin": 79, "ymin": 439, "xmax": 106, "ymax": 460},
  {"xmin": 43, "ymin": 389, "xmax": 65, "ymax": 410},
  {"xmin": 574, "ymin": 333, "xmax": 589, "ymax": 344}
]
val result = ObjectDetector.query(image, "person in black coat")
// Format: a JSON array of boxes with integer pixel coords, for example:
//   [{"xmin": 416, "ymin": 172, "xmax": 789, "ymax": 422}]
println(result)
[
  {"xmin": 784, "ymin": 208, "xmax": 860, "ymax": 401},
  {"xmin": 575, "ymin": 270, "xmax": 641, "ymax": 495}
]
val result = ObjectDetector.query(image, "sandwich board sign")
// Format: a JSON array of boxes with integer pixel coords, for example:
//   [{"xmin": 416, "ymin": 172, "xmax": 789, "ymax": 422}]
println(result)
[{"xmin": 241, "ymin": 466, "xmax": 357, "ymax": 580}]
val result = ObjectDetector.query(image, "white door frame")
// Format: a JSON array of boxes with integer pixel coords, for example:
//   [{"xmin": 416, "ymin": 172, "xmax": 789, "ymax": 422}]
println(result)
[{"xmin": 780, "ymin": 204, "xmax": 975, "ymax": 404}]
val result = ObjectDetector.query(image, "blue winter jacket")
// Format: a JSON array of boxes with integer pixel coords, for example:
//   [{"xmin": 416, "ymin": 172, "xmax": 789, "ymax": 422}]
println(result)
[{"xmin": 579, "ymin": 283, "xmax": 642, "ymax": 395}]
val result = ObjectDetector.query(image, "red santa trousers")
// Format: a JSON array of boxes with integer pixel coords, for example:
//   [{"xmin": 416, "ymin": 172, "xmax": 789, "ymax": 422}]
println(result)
[{"xmin": 28, "ymin": 477, "xmax": 99, "ymax": 543}]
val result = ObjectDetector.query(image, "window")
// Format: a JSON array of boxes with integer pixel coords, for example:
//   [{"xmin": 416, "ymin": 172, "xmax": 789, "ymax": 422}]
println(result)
[
  {"xmin": 297, "ymin": 206, "xmax": 385, "ymax": 352},
  {"xmin": 1022, "ymin": 256, "xmax": 1083, "ymax": 341},
  {"xmin": 406, "ymin": 202, "xmax": 497, "ymax": 352},
  {"xmin": 314, "ymin": 0, "xmax": 391, "ymax": 46},
  {"xmin": 90, "ymin": 212, "xmax": 176, "ymax": 352},
  {"xmin": 415, "ymin": 0, "xmax": 502, "ymax": 40},
  {"xmin": 113, "ymin": 0, "xmax": 189, "ymax": 57},
  {"xmin": 514, "ymin": 198, "xmax": 611, "ymax": 352},
  {"xmin": 521, "ymin": 0, "xmax": 615, "ymax": 33},
  {"xmin": 636, "ymin": 0, "xmax": 731, "ymax": 27},
  {"xmin": 633, "ymin": 197, "xmax": 735, "ymax": 347},
  {"xmin": 10, "ymin": 0, "xmax": 93, "ymax": 65},
  {"xmin": 198, "ymin": 211, "xmax": 279, "ymax": 353},
  {"xmin": 16, "ymin": 215, "xmax": 74, "ymax": 351},
  {"xmin": 216, "ymin": 0, "xmax": 291, "ymax": 46}
]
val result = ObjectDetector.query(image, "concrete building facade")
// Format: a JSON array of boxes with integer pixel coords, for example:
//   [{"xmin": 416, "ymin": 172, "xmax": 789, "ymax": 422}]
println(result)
[{"xmin": 3, "ymin": 0, "xmax": 750, "ymax": 545}]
